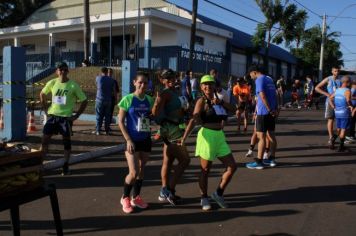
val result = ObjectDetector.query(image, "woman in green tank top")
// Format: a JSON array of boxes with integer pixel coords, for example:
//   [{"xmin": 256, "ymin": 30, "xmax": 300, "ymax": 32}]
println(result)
[{"xmin": 152, "ymin": 69, "xmax": 190, "ymax": 206}]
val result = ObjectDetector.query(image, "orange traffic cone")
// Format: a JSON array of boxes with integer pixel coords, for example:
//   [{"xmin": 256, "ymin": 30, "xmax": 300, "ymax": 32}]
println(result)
[
  {"xmin": 0, "ymin": 109, "xmax": 4, "ymax": 130},
  {"xmin": 27, "ymin": 111, "xmax": 37, "ymax": 132}
]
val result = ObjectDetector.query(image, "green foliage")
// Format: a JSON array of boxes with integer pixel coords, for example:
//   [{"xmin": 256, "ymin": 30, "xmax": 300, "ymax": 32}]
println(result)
[
  {"xmin": 0, "ymin": 0, "xmax": 52, "ymax": 28},
  {"xmin": 291, "ymin": 25, "xmax": 343, "ymax": 77},
  {"xmin": 253, "ymin": 0, "xmax": 307, "ymax": 72}
]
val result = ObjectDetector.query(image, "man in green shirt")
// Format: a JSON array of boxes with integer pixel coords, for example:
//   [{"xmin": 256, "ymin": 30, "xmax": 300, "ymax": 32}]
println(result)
[{"xmin": 40, "ymin": 62, "xmax": 88, "ymax": 175}]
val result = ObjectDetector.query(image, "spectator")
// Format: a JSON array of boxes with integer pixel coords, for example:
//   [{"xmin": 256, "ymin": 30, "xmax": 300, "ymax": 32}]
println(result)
[
  {"xmin": 190, "ymin": 71, "xmax": 199, "ymax": 101},
  {"xmin": 108, "ymin": 68, "xmax": 119, "ymax": 125},
  {"xmin": 95, "ymin": 67, "xmax": 115, "ymax": 135},
  {"xmin": 181, "ymin": 70, "xmax": 192, "ymax": 101}
]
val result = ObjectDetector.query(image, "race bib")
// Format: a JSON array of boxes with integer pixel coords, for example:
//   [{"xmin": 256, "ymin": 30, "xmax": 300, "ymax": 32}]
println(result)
[
  {"xmin": 53, "ymin": 96, "xmax": 66, "ymax": 105},
  {"xmin": 137, "ymin": 116, "xmax": 150, "ymax": 132},
  {"xmin": 213, "ymin": 105, "xmax": 227, "ymax": 116}
]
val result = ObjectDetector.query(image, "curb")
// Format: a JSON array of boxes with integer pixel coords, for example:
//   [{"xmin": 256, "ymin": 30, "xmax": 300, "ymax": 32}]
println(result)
[{"xmin": 43, "ymin": 144, "xmax": 126, "ymax": 170}]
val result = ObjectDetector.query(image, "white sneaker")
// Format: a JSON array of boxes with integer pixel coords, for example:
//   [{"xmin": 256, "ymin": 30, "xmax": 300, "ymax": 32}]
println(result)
[
  {"xmin": 200, "ymin": 197, "xmax": 211, "ymax": 211},
  {"xmin": 245, "ymin": 149, "xmax": 253, "ymax": 157},
  {"xmin": 263, "ymin": 152, "xmax": 269, "ymax": 160}
]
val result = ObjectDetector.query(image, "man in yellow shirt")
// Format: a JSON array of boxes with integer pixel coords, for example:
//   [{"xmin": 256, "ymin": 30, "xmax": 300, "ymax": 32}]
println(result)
[{"xmin": 40, "ymin": 62, "xmax": 88, "ymax": 175}]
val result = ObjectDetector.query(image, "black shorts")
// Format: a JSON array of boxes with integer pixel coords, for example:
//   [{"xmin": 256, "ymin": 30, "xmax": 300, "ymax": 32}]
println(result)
[
  {"xmin": 43, "ymin": 116, "xmax": 73, "ymax": 137},
  {"xmin": 133, "ymin": 136, "xmax": 152, "ymax": 153},
  {"xmin": 256, "ymin": 114, "xmax": 276, "ymax": 132},
  {"xmin": 237, "ymin": 101, "xmax": 247, "ymax": 111}
]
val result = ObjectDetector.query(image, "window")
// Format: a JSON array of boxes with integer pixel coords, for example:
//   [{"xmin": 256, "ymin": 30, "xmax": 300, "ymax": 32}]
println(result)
[
  {"xmin": 195, "ymin": 36, "xmax": 204, "ymax": 46},
  {"xmin": 23, "ymin": 44, "xmax": 36, "ymax": 52},
  {"xmin": 55, "ymin": 41, "xmax": 66, "ymax": 49}
]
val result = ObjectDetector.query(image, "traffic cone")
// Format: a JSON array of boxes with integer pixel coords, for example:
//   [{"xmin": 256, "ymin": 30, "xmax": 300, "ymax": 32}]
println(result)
[
  {"xmin": 27, "ymin": 110, "xmax": 37, "ymax": 132},
  {"xmin": 0, "ymin": 109, "xmax": 4, "ymax": 130}
]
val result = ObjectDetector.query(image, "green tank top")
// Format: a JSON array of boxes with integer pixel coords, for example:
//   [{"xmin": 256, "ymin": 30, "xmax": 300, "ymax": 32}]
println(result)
[{"xmin": 159, "ymin": 88, "xmax": 184, "ymax": 124}]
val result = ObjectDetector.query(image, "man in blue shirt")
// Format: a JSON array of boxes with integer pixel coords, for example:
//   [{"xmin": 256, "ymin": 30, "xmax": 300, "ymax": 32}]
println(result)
[
  {"xmin": 181, "ymin": 70, "xmax": 192, "ymax": 101},
  {"xmin": 95, "ymin": 67, "xmax": 115, "ymax": 135},
  {"xmin": 246, "ymin": 64, "xmax": 278, "ymax": 170}
]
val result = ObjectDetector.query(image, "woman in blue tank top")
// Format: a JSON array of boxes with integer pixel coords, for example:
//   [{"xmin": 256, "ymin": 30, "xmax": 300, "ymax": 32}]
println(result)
[{"xmin": 118, "ymin": 72, "xmax": 154, "ymax": 213}]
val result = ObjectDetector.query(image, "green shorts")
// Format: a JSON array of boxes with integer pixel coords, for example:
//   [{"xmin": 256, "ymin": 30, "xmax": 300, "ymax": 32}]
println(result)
[{"xmin": 195, "ymin": 127, "xmax": 231, "ymax": 161}]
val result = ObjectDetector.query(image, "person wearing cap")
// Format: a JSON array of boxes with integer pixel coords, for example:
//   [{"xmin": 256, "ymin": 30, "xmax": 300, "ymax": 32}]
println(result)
[
  {"xmin": 40, "ymin": 62, "xmax": 88, "ymax": 175},
  {"xmin": 329, "ymin": 76, "xmax": 354, "ymax": 151},
  {"xmin": 152, "ymin": 69, "xmax": 190, "ymax": 206},
  {"xmin": 233, "ymin": 77, "xmax": 251, "ymax": 133},
  {"xmin": 180, "ymin": 75, "xmax": 237, "ymax": 211},
  {"xmin": 246, "ymin": 64, "xmax": 278, "ymax": 170}
]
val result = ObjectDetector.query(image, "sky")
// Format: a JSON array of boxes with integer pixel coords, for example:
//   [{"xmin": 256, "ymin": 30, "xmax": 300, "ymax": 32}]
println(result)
[{"xmin": 169, "ymin": 0, "xmax": 356, "ymax": 70}]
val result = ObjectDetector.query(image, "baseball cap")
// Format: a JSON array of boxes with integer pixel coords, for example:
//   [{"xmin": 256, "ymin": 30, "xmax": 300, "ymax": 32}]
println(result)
[
  {"xmin": 56, "ymin": 62, "xmax": 68, "ymax": 70},
  {"xmin": 200, "ymin": 75, "xmax": 215, "ymax": 84}
]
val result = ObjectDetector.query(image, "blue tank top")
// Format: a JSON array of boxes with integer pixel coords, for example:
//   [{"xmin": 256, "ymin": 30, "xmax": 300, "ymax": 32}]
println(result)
[
  {"xmin": 326, "ymin": 76, "xmax": 341, "ymax": 102},
  {"xmin": 351, "ymin": 88, "xmax": 356, "ymax": 107},
  {"xmin": 334, "ymin": 87, "xmax": 351, "ymax": 119}
]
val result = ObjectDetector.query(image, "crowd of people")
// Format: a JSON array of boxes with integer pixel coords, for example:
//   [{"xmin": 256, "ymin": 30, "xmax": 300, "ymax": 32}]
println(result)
[{"xmin": 39, "ymin": 62, "xmax": 356, "ymax": 214}]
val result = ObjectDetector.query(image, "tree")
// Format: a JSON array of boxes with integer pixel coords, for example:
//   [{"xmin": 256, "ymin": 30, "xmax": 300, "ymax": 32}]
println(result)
[
  {"xmin": 252, "ymin": 0, "xmax": 307, "ymax": 72},
  {"xmin": 83, "ymin": 0, "xmax": 91, "ymax": 62},
  {"xmin": 291, "ymin": 25, "xmax": 343, "ymax": 77},
  {"xmin": 0, "ymin": 0, "xmax": 52, "ymax": 28}
]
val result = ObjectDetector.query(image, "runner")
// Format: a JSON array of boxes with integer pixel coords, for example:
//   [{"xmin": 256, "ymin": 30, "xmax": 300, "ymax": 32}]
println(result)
[
  {"xmin": 276, "ymin": 75, "xmax": 287, "ymax": 107},
  {"xmin": 190, "ymin": 71, "xmax": 199, "ymax": 101},
  {"xmin": 245, "ymin": 64, "xmax": 278, "ymax": 170},
  {"xmin": 180, "ymin": 75, "xmax": 237, "ymax": 210},
  {"xmin": 152, "ymin": 69, "xmax": 190, "ymax": 205},
  {"xmin": 233, "ymin": 77, "xmax": 251, "ymax": 133},
  {"xmin": 329, "ymin": 76, "xmax": 354, "ymax": 152},
  {"xmin": 315, "ymin": 66, "xmax": 341, "ymax": 149},
  {"xmin": 304, "ymin": 75, "xmax": 314, "ymax": 109},
  {"xmin": 117, "ymin": 72, "xmax": 153, "ymax": 214},
  {"xmin": 346, "ymin": 79, "xmax": 356, "ymax": 142},
  {"xmin": 40, "ymin": 62, "xmax": 88, "ymax": 175}
]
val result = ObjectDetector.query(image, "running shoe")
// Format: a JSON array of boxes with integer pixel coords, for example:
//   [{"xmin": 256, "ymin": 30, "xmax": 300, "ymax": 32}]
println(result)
[
  {"xmin": 263, "ymin": 152, "xmax": 269, "ymax": 160},
  {"xmin": 211, "ymin": 192, "xmax": 228, "ymax": 208},
  {"xmin": 120, "ymin": 196, "xmax": 134, "ymax": 214},
  {"xmin": 263, "ymin": 159, "xmax": 277, "ymax": 167},
  {"xmin": 337, "ymin": 146, "xmax": 346, "ymax": 152},
  {"xmin": 131, "ymin": 195, "xmax": 149, "ymax": 209},
  {"xmin": 246, "ymin": 161, "xmax": 264, "ymax": 170},
  {"xmin": 200, "ymin": 197, "xmax": 211, "ymax": 211},
  {"xmin": 61, "ymin": 163, "xmax": 71, "ymax": 176},
  {"xmin": 158, "ymin": 187, "xmax": 176, "ymax": 206},
  {"xmin": 245, "ymin": 149, "xmax": 253, "ymax": 157},
  {"xmin": 346, "ymin": 136, "xmax": 356, "ymax": 142}
]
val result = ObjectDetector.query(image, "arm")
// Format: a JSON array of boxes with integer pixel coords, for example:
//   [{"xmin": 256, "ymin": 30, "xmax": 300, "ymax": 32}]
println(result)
[
  {"xmin": 118, "ymin": 108, "xmax": 135, "ymax": 154},
  {"xmin": 329, "ymin": 93, "xmax": 335, "ymax": 109},
  {"xmin": 315, "ymin": 78, "xmax": 330, "ymax": 97},
  {"xmin": 72, "ymin": 99, "xmax": 88, "ymax": 120},
  {"xmin": 40, "ymin": 91, "xmax": 48, "ymax": 115},
  {"xmin": 180, "ymin": 98, "xmax": 204, "ymax": 145},
  {"xmin": 345, "ymin": 90, "xmax": 352, "ymax": 109},
  {"xmin": 152, "ymin": 91, "xmax": 167, "ymax": 117}
]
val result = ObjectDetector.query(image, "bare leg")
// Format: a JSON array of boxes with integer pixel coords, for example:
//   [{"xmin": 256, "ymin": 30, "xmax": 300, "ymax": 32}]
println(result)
[
  {"xmin": 168, "ymin": 144, "xmax": 190, "ymax": 191},
  {"xmin": 217, "ymin": 154, "xmax": 237, "ymax": 190},
  {"xmin": 327, "ymin": 118, "xmax": 335, "ymax": 139},
  {"xmin": 256, "ymin": 131, "xmax": 266, "ymax": 160},
  {"xmin": 266, "ymin": 131, "xmax": 277, "ymax": 157},
  {"xmin": 199, "ymin": 158, "xmax": 212, "ymax": 196}
]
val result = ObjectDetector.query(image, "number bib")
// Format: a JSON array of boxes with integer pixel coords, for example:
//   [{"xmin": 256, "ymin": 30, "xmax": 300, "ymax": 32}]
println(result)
[
  {"xmin": 53, "ymin": 96, "xmax": 67, "ymax": 105},
  {"xmin": 213, "ymin": 105, "xmax": 227, "ymax": 116},
  {"xmin": 137, "ymin": 116, "xmax": 150, "ymax": 132}
]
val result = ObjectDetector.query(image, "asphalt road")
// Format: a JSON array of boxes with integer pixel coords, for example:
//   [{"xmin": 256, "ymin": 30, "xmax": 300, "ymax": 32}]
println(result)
[{"xmin": 1, "ymin": 108, "xmax": 356, "ymax": 236}]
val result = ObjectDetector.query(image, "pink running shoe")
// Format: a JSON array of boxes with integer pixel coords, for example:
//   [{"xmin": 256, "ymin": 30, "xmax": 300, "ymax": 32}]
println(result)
[
  {"xmin": 131, "ymin": 195, "xmax": 149, "ymax": 209},
  {"xmin": 120, "ymin": 196, "xmax": 133, "ymax": 214}
]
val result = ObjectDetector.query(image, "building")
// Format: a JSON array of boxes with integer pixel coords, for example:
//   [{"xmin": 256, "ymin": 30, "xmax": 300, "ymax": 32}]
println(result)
[{"xmin": 0, "ymin": 0, "xmax": 297, "ymax": 79}]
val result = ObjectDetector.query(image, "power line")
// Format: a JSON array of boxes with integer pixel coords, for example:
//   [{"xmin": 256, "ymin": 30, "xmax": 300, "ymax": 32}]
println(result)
[
  {"xmin": 291, "ymin": 0, "xmax": 322, "ymax": 18},
  {"xmin": 340, "ymin": 42, "xmax": 355, "ymax": 54},
  {"xmin": 327, "ymin": 15, "xmax": 356, "ymax": 20},
  {"xmin": 340, "ymin": 34, "xmax": 356, "ymax": 37},
  {"xmin": 203, "ymin": 0, "xmax": 282, "ymax": 30}
]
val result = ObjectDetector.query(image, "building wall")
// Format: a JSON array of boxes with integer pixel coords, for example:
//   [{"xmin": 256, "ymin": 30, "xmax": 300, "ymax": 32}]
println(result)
[{"xmin": 231, "ymin": 52, "xmax": 246, "ymax": 77}]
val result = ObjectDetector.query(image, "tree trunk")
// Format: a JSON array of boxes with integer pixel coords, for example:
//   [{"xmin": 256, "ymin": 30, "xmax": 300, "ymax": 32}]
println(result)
[
  {"xmin": 188, "ymin": 0, "xmax": 198, "ymax": 71},
  {"xmin": 83, "ymin": 0, "xmax": 90, "ymax": 61},
  {"xmin": 263, "ymin": 30, "xmax": 271, "ymax": 74}
]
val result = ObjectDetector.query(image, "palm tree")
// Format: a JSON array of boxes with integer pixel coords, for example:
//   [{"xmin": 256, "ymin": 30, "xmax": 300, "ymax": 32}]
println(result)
[
  {"xmin": 83, "ymin": 0, "xmax": 90, "ymax": 62},
  {"xmin": 252, "ymin": 0, "xmax": 307, "ymax": 73}
]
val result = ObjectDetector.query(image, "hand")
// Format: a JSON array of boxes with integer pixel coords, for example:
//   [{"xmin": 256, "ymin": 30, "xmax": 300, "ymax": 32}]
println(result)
[
  {"xmin": 177, "ymin": 138, "xmax": 186, "ymax": 146},
  {"xmin": 69, "ymin": 114, "xmax": 79, "ymax": 122},
  {"xmin": 212, "ymin": 97, "xmax": 222, "ymax": 105},
  {"xmin": 269, "ymin": 110, "xmax": 277, "ymax": 117},
  {"xmin": 126, "ymin": 140, "xmax": 135, "ymax": 154}
]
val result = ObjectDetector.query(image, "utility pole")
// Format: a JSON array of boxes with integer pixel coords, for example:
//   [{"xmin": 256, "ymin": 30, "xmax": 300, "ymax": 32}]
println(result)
[
  {"xmin": 123, "ymin": 0, "xmax": 126, "ymax": 60},
  {"xmin": 109, "ymin": 0, "xmax": 112, "ymax": 66},
  {"xmin": 136, "ymin": 0, "xmax": 141, "ymax": 63},
  {"xmin": 188, "ymin": 0, "xmax": 198, "ymax": 71},
  {"xmin": 318, "ymin": 13, "xmax": 327, "ymax": 81},
  {"xmin": 83, "ymin": 0, "xmax": 91, "ymax": 61}
]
